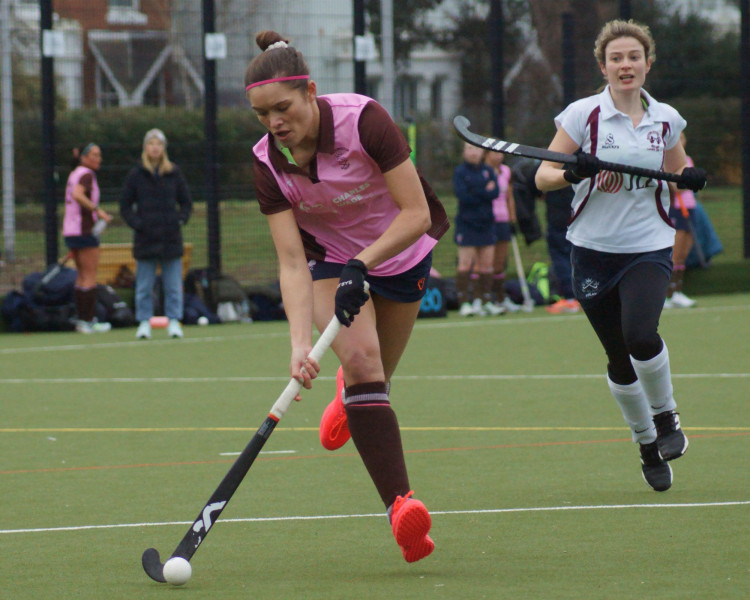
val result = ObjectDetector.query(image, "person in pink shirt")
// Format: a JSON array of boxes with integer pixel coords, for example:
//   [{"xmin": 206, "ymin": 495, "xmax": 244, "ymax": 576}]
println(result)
[
  {"xmin": 245, "ymin": 30, "xmax": 449, "ymax": 563},
  {"xmin": 63, "ymin": 144, "xmax": 113, "ymax": 333},
  {"xmin": 665, "ymin": 132, "xmax": 697, "ymax": 308},
  {"xmin": 485, "ymin": 150, "xmax": 522, "ymax": 313}
]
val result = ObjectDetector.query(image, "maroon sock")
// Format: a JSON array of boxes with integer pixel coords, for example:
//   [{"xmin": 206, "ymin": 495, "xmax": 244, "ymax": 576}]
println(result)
[
  {"xmin": 344, "ymin": 381, "xmax": 410, "ymax": 508},
  {"xmin": 493, "ymin": 273, "xmax": 506, "ymax": 302},
  {"xmin": 478, "ymin": 273, "xmax": 494, "ymax": 303},
  {"xmin": 455, "ymin": 270, "xmax": 471, "ymax": 304},
  {"xmin": 75, "ymin": 286, "xmax": 97, "ymax": 321}
]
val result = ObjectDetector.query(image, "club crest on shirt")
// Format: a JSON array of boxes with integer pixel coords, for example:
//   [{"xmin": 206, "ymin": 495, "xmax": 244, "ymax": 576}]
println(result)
[
  {"xmin": 333, "ymin": 147, "xmax": 350, "ymax": 170},
  {"xmin": 600, "ymin": 133, "xmax": 619, "ymax": 150},
  {"xmin": 646, "ymin": 131, "xmax": 663, "ymax": 152}
]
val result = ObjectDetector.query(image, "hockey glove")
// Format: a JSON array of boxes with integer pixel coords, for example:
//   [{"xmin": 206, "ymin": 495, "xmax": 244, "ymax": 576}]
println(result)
[
  {"xmin": 563, "ymin": 150, "xmax": 601, "ymax": 184},
  {"xmin": 677, "ymin": 167, "xmax": 707, "ymax": 192},
  {"xmin": 335, "ymin": 259, "xmax": 369, "ymax": 327}
]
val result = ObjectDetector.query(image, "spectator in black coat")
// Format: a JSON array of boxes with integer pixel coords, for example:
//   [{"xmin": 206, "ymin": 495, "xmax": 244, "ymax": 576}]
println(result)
[{"xmin": 120, "ymin": 128, "xmax": 192, "ymax": 340}]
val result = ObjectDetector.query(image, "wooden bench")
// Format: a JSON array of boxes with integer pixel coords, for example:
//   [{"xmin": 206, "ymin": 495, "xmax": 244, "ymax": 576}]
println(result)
[{"xmin": 96, "ymin": 243, "xmax": 194, "ymax": 285}]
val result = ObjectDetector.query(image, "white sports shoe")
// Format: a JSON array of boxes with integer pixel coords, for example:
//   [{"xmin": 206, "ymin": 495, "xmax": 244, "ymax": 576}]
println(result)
[
  {"xmin": 76, "ymin": 319, "xmax": 111, "ymax": 334},
  {"xmin": 136, "ymin": 320, "xmax": 151, "ymax": 340},
  {"xmin": 90, "ymin": 320, "xmax": 112, "ymax": 333},
  {"xmin": 168, "ymin": 319, "xmax": 184, "ymax": 338},
  {"xmin": 669, "ymin": 291, "xmax": 696, "ymax": 308},
  {"xmin": 459, "ymin": 302, "xmax": 475, "ymax": 317},
  {"xmin": 499, "ymin": 297, "xmax": 522, "ymax": 313},
  {"xmin": 483, "ymin": 301, "xmax": 506, "ymax": 316},
  {"xmin": 75, "ymin": 320, "xmax": 92, "ymax": 334},
  {"xmin": 471, "ymin": 298, "xmax": 487, "ymax": 316}
]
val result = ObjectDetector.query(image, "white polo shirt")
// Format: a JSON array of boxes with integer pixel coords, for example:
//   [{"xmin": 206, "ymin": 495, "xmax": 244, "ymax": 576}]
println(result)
[{"xmin": 556, "ymin": 86, "xmax": 686, "ymax": 253}]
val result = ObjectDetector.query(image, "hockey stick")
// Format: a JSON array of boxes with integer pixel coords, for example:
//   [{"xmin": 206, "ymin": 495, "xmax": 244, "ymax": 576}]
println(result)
[
  {"xmin": 453, "ymin": 116, "xmax": 692, "ymax": 186},
  {"xmin": 510, "ymin": 233, "xmax": 534, "ymax": 312},
  {"xmin": 674, "ymin": 191, "xmax": 707, "ymax": 267},
  {"xmin": 37, "ymin": 251, "xmax": 74, "ymax": 291},
  {"xmin": 142, "ymin": 313, "xmax": 346, "ymax": 583},
  {"xmin": 33, "ymin": 220, "xmax": 108, "ymax": 299}
]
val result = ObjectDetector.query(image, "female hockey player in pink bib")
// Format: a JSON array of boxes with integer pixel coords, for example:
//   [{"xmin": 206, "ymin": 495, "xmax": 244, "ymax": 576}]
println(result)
[{"xmin": 245, "ymin": 30, "xmax": 449, "ymax": 563}]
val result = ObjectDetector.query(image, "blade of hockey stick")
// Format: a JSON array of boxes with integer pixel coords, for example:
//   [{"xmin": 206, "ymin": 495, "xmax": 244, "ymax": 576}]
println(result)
[
  {"xmin": 453, "ymin": 116, "xmax": 692, "ymax": 186},
  {"xmin": 142, "ymin": 313, "xmax": 345, "ymax": 583},
  {"xmin": 510, "ymin": 234, "xmax": 534, "ymax": 312}
]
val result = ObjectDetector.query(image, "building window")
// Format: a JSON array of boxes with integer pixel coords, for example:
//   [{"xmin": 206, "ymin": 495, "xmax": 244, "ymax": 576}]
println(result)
[
  {"xmin": 395, "ymin": 76, "xmax": 418, "ymax": 121},
  {"xmin": 95, "ymin": 65, "xmax": 120, "ymax": 108},
  {"xmin": 107, "ymin": 0, "xmax": 148, "ymax": 25},
  {"xmin": 109, "ymin": 0, "xmax": 139, "ymax": 8}
]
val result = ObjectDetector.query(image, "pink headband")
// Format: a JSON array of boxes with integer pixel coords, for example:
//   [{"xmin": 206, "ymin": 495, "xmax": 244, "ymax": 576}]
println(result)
[{"xmin": 245, "ymin": 75, "xmax": 309, "ymax": 92}]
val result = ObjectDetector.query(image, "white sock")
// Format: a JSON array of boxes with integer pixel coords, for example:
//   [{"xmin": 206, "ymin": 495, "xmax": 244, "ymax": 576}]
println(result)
[
  {"xmin": 607, "ymin": 376, "xmax": 656, "ymax": 444},
  {"xmin": 630, "ymin": 343, "xmax": 676, "ymax": 415}
]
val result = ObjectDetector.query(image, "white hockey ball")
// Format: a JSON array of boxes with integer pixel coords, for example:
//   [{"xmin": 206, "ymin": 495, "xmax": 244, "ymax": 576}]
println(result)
[{"xmin": 163, "ymin": 556, "xmax": 192, "ymax": 585}]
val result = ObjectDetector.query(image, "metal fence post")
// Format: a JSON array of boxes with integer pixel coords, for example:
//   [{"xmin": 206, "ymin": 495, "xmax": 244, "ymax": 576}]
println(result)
[
  {"xmin": 203, "ymin": 0, "xmax": 221, "ymax": 273},
  {"xmin": 41, "ymin": 0, "xmax": 58, "ymax": 266}
]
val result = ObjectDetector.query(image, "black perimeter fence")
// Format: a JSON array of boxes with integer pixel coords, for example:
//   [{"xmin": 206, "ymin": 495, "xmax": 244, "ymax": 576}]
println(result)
[{"xmin": 1, "ymin": 0, "xmax": 748, "ymax": 296}]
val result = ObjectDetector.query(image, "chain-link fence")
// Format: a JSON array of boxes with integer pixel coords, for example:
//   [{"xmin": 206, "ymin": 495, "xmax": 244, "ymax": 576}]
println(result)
[{"xmin": 1, "ymin": 0, "xmax": 745, "ymax": 296}]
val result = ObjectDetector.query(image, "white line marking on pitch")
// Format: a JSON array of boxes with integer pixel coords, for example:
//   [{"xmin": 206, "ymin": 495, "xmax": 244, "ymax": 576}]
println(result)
[
  {"xmin": 220, "ymin": 450, "xmax": 296, "ymax": 456},
  {"xmin": 1, "ymin": 304, "xmax": 746, "ymax": 356},
  {"xmin": 0, "ymin": 331, "xmax": 287, "ymax": 355},
  {"xmin": 1, "ymin": 500, "xmax": 748, "ymax": 535},
  {"xmin": 0, "ymin": 373, "xmax": 748, "ymax": 384}
]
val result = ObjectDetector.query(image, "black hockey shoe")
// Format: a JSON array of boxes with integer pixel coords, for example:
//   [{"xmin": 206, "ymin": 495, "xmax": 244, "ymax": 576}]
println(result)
[
  {"xmin": 653, "ymin": 410, "xmax": 689, "ymax": 461},
  {"xmin": 640, "ymin": 441, "xmax": 673, "ymax": 492}
]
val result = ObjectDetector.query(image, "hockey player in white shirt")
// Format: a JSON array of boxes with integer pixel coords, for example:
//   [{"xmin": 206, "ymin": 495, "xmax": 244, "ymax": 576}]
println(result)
[{"xmin": 535, "ymin": 19, "xmax": 706, "ymax": 493}]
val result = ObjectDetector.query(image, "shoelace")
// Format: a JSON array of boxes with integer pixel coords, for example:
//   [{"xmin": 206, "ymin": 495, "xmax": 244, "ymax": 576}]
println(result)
[
  {"xmin": 390, "ymin": 490, "xmax": 415, "ymax": 522},
  {"xmin": 654, "ymin": 411, "xmax": 680, "ymax": 436}
]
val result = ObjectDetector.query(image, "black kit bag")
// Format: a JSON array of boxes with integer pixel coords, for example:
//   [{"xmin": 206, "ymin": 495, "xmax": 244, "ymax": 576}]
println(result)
[
  {"xmin": 15, "ymin": 266, "xmax": 77, "ymax": 331},
  {"xmin": 245, "ymin": 283, "xmax": 286, "ymax": 321},
  {"xmin": 1, "ymin": 291, "xmax": 27, "ymax": 332},
  {"xmin": 95, "ymin": 284, "xmax": 136, "ymax": 328},
  {"xmin": 182, "ymin": 292, "xmax": 221, "ymax": 325},
  {"xmin": 19, "ymin": 301, "xmax": 77, "ymax": 332},
  {"xmin": 211, "ymin": 274, "xmax": 252, "ymax": 322},
  {"xmin": 184, "ymin": 267, "xmax": 220, "ymax": 311},
  {"xmin": 22, "ymin": 266, "xmax": 77, "ymax": 307}
]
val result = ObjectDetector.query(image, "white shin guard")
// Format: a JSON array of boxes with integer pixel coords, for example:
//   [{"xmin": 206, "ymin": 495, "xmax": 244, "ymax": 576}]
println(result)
[
  {"xmin": 630, "ymin": 343, "xmax": 677, "ymax": 415},
  {"xmin": 607, "ymin": 376, "xmax": 656, "ymax": 444}
]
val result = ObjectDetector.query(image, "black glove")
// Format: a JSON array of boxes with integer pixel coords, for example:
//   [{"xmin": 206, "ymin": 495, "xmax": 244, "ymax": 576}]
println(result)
[
  {"xmin": 677, "ymin": 167, "xmax": 707, "ymax": 192},
  {"xmin": 563, "ymin": 150, "xmax": 601, "ymax": 184},
  {"xmin": 335, "ymin": 259, "xmax": 369, "ymax": 327}
]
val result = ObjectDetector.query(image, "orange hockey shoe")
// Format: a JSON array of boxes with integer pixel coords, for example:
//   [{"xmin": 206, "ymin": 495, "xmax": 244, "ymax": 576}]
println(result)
[
  {"xmin": 390, "ymin": 491, "xmax": 435, "ymax": 563},
  {"xmin": 319, "ymin": 366, "xmax": 350, "ymax": 450}
]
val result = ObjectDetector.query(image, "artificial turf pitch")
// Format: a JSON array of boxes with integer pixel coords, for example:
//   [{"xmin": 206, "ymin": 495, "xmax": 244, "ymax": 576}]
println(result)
[{"xmin": 1, "ymin": 293, "xmax": 748, "ymax": 599}]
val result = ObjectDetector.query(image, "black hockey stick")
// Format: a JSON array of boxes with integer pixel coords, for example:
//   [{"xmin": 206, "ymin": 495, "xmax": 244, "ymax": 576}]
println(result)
[
  {"xmin": 453, "ymin": 116, "xmax": 691, "ymax": 186},
  {"xmin": 142, "ymin": 314, "xmax": 344, "ymax": 583}
]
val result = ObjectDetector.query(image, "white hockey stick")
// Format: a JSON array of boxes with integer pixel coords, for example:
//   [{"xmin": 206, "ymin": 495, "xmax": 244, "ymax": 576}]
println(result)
[{"xmin": 510, "ymin": 233, "xmax": 534, "ymax": 312}]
